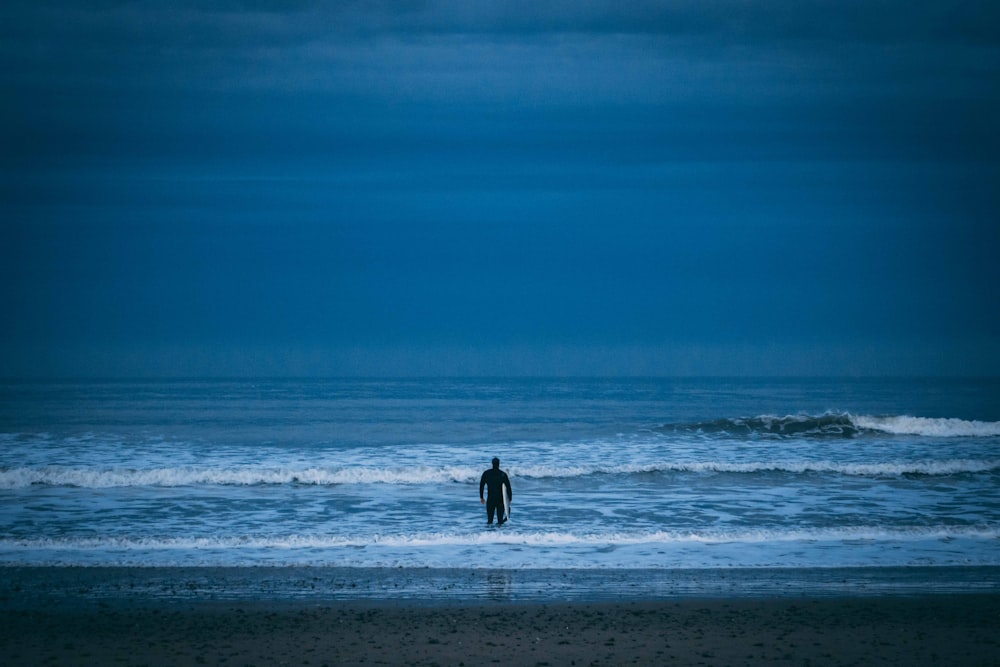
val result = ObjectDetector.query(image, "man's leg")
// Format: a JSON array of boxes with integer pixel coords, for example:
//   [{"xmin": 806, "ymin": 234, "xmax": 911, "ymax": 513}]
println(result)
[{"xmin": 486, "ymin": 497, "xmax": 497, "ymax": 524}]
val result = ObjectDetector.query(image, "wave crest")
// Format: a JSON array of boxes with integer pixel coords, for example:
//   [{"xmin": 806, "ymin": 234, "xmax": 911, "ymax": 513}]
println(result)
[
  {"xmin": 852, "ymin": 415, "xmax": 1000, "ymax": 437},
  {"xmin": 4, "ymin": 525, "xmax": 998, "ymax": 552},
  {"xmin": 0, "ymin": 465, "xmax": 479, "ymax": 489},
  {"xmin": 3, "ymin": 457, "xmax": 997, "ymax": 489},
  {"xmin": 666, "ymin": 413, "xmax": 1000, "ymax": 438}
]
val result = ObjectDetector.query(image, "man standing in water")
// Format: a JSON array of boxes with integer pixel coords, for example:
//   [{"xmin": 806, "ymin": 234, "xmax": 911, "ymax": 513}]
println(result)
[{"xmin": 479, "ymin": 457, "xmax": 512, "ymax": 525}]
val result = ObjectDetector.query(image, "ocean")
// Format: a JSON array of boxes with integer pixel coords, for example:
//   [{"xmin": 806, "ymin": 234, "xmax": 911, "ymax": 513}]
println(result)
[{"xmin": 2, "ymin": 377, "xmax": 999, "ymax": 600}]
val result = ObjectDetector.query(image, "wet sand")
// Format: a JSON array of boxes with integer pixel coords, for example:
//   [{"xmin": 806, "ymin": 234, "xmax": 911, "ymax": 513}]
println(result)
[{"xmin": 2, "ymin": 595, "xmax": 998, "ymax": 666}]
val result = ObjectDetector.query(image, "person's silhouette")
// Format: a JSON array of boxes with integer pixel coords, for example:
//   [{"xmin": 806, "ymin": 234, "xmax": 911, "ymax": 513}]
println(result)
[{"xmin": 479, "ymin": 457, "xmax": 512, "ymax": 525}]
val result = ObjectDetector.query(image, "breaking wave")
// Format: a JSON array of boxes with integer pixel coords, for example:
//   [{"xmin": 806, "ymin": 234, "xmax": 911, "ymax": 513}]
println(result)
[
  {"xmin": 4, "ymin": 524, "xmax": 998, "ymax": 553},
  {"xmin": 666, "ymin": 413, "xmax": 1000, "ymax": 439},
  {"xmin": 3, "ymin": 457, "xmax": 998, "ymax": 489},
  {"xmin": 851, "ymin": 415, "xmax": 1000, "ymax": 437},
  {"xmin": 0, "ymin": 465, "xmax": 478, "ymax": 489}
]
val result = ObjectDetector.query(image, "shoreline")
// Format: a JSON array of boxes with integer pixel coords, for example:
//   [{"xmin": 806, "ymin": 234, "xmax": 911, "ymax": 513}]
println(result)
[
  {"xmin": 3, "ymin": 565, "xmax": 999, "ymax": 610},
  {"xmin": 2, "ymin": 595, "xmax": 998, "ymax": 666},
  {"xmin": 2, "ymin": 567, "xmax": 998, "ymax": 664}
]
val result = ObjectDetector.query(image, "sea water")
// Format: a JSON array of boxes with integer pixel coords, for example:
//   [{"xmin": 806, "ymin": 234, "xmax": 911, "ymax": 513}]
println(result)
[{"xmin": 1, "ymin": 378, "xmax": 998, "ymax": 573}]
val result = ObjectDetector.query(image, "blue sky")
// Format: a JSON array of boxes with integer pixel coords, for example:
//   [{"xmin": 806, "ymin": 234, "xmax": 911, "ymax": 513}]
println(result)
[{"xmin": 2, "ymin": 1, "xmax": 998, "ymax": 377}]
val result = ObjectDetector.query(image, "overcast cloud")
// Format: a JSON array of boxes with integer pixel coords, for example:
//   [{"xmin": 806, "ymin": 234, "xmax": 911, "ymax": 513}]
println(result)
[{"xmin": 2, "ymin": 1, "xmax": 998, "ymax": 377}]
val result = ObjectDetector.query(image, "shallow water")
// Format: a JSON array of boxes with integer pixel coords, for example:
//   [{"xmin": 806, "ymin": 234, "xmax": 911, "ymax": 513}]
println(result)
[{"xmin": 2, "ymin": 378, "xmax": 998, "ymax": 571}]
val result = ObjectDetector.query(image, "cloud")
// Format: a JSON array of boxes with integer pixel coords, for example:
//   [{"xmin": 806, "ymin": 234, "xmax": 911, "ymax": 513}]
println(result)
[
  {"xmin": 5, "ymin": 0, "xmax": 995, "ymax": 169},
  {"xmin": 6, "ymin": 1, "xmax": 999, "ymax": 92},
  {"xmin": 2, "ymin": 1, "xmax": 998, "ymax": 377}
]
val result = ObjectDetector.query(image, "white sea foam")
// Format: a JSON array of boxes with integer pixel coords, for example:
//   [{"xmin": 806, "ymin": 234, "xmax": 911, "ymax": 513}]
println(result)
[
  {"xmin": 0, "ymin": 465, "xmax": 480, "ymax": 489},
  {"xmin": 673, "ymin": 413, "xmax": 1000, "ymax": 438},
  {"xmin": 664, "ymin": 459, "xmax": 1000, "ymax": 477},
  {"xmin": 851, "ymin": 415, "xmax": 1000, "ymax": 437},
  {"xmin": 3, "ymin": 457, "xmax": 998, "ymax": 489},
  {"xmin": 3, "ymin": 525, "xmax": 997, "ymax": 553}
]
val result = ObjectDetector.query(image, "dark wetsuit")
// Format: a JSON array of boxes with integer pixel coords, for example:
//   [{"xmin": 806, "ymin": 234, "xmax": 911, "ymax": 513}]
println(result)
[{"xmin": 479, "ymin": 466, "xmax": 512, "ymax": 524}]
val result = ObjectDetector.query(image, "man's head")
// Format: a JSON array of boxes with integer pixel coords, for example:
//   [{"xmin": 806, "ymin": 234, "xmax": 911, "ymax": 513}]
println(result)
[{"xmin": 492, "ymin": 457, "xmax": 500, "ymax": 469}]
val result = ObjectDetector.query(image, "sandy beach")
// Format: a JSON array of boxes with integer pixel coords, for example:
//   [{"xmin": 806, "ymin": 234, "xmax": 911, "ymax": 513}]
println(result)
[{"xmin": 2, "ymin": 594, "xmax": 998, "ymax": 666}]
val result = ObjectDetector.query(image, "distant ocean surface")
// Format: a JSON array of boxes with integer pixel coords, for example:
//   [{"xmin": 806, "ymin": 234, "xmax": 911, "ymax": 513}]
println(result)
[{"xmin": 2, "ymin": 378, "xmax": 999, "ymax": 572}]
